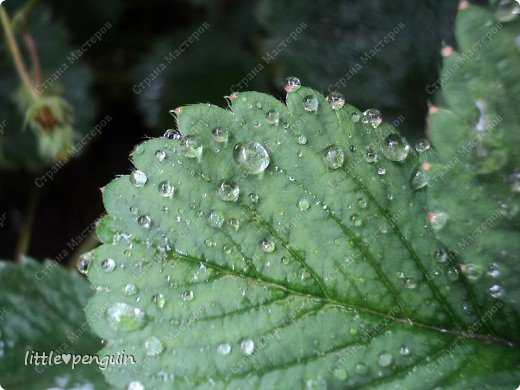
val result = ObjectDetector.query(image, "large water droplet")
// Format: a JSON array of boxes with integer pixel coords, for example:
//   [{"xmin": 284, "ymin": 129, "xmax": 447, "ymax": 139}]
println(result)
[
  {"xmin": 322, "ymin": 145, "xmax": 344, "ymax": 169},
  {"xmin": 326, "ymin": 92, "xmax": 345, "ymax": 110},
  {"xmin": 155, "ymin": 150, "xmax": 167, "ymax": 162},
  {"xmin": 489, "ymin": 284, "xmax": 504, "ymax": 298},
  {"xmin": 77, "ymin": 252, "xmax": 92, "ymax": 275},
  {"xmin": 233, "ymin": 142, "xmax": 270, "ymax": 174},
  {"xmin": 217, "ymin": 180, "xmax": 240, "ymax": 202},
  {"xmin": 414, "ymin": 139, "xmax": 431, "ymax": 153},
  {"xmin": 362, "ymin": 109, "xmax": 382, "ymax": 128},
  {"xmin": 410, "ymin": 163, "xmax": 430, "ymax": 191},
  {"xmin": 212, "ymin": 126, "xmax": 229, "ymax": 143},
  {"xmin": 208, "ymin": 210, "xmax": 225, "ymax": 228},
  {"xmin": 105, "ymin": 303, "xmax": 146, "ymax": 331},
  {"xmin": 180, "ymin": 135, "xmax": 203, "ymax": 159},
  {"xmin": 496, "ymin": 0, "xmax": 520, "ymax": 22},
  {"xmin": 144, "ymin": 336, "xmax": 164, "ymax": 356},
  {"xmin": 158, "ymin": 181, "xmax": 174, "ymax": 198},
  {"xmin": 163, "ymin": 128, "xmax": 181, "ymax": 140},
  {"xmin": 238, "ymin": 338, "xmax": 255, "ymax": 355},
  {"xmin": 382, "ymin": 134, "xmax": 410, "ymax": 162},
  {"xmin": 130, "ymin": 170, "xmax": 147, "ymax": 187},
  {"xmin": 265, "ymin": 110, "xmax": 280, "ymax": 125},
  {"xmin": 303, "ymin": 95, "xmax": 319, "ymax": 112},
  {"xmin": 284, "ymin": 76, "xmax": 301, "ymax": 93}
]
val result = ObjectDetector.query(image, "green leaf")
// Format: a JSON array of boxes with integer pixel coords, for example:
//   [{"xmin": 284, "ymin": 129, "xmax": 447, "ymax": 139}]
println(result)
[
  {"xmin": 427, "ymin": 4, "xmax": 520, "ymax": 313},
  {"xmin": 0, "ymin": 258, "xmax": 107, "ymax": 388},
  {"xmin": 0, "ymin": 2, "xmax": 95, "ymax": 170},
  {"xmin": 85, "ymin": 79, "xmax": 519, "ymax": 387}
]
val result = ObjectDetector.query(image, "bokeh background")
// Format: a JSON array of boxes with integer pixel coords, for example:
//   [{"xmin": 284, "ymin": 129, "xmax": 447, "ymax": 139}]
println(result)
[{"xmin": 0, "ymin": 0, "xmax": 485, "ymax": 264}]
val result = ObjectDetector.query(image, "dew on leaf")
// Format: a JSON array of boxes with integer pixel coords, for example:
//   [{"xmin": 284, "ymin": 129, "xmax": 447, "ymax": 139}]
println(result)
[
  {"xmin": 326, "ymin": 92, "xmax": 345, "ymax": 110},
  {"xmin": 265, "ymin": 110, "xmax": 280, "ymax": 125},
  {"xmin": 180, "ymin": 135, "xmax": 203, "ymax": 159},
  {"xmin": 77, "ymin": 252, "xmax": 92, "ymax": 275},
  {"xmin": 349, "ymin": 214, "xmax": 363, "ymax": 227},
  {"xmin": 399, "ymin": 346, "xmax": 410, "ymax": 356},
  {"xmin": 351, "ymin": 112, "xmax": 361, "ymax": 123},
  {"xmin": 322, "ymin": 145, "xmax": 345, "ymax": 169},
  {"xmin": 123, "ymin": 283, "xmax": 138, "ymax": 296},
  {"xmin": 428, "ymin": 211, "xmax": 448, "ymax": 231},
  {"xmin": 414, "ymin": 138, "xmax": 431, "ymax": 153},
  {"xmin": 303, "ymin": 95, "xmax": 319, "ymax": 112},
  {"xmin": 284, "ymin": 76, "xmax": 301, "ymax": 93},
  {"xmin": 238, "ymin": 338, "xmax": 255, "ymax": 355},
  {"xmin": 377, "ymin": 167, "xmax": 386, "ymax": 176},
  {"xmin": 130, "ymin": 170, "xmax": 147, "ymax": 187},
  {"xmin": 101, "ymin": 258, "xmax": 116, "ymax": 272},
  {"xmin": 158, "ymin": 181, "xmax": 174, "ymax": 198},
  {"xmin": 378, "ymin": 352, "xmax": 393, "ymax": 367},
  {"xmin": 137, "ymin": 215, "xmax": 152, "ymax": 229},
  {"xmin": 460, "ymin": 263, "xmax": 484, "ymax": 282},
  {"xmin": 152, "ymin": 293, "xmax": 166, "ymax": 309},
  {"xmin": 355, "ymin": 363, "xmax": 368, "ymax": 374},
  {"xmin": 217, "ymin": 343, "xmax": 231, "ymax": 355},
  {"xmin": 362, "ymin": 108, "xmax": 382, "ymax": 128},
  {"xmin": 181, "ymin": 290, "xmax": 194, "ymax": 301},
  {"xmin": 410, "ymin": 164, "xmax": 430, "ymax": 191},
  {"xmin": 228, "ymin": 218, "xmax": 240, "ymax": 231},
  {"xmin": 155, "ymin": 150, "xmax": 167, "ymax": 161},
  {"xmin": 233, "ymin": 142, "xmax": 270, "ymax": 174},
  {"xmin": 382, "ymin": 133, "xmax": 410, "ymax": 162},
  {"xmin": 144, "ymin": 336, "xmax": 164, "ymax": 356},
  {"xmin": 217, "ymin": 180, "xmax": 240, "ymax": 202},
  {"xmin": 105, "ymin": 303, "xmax": 146, "ymax": 331},
  {"xmin": 259, "ymin": 238, "xmax": 276, "ymax": 253},
  {"xmin": 487, "ymin": 263, "xmax": 500, "ymax": 278},
  {"xmin": 212, "ymin": 126, "xmax": 229, "ymax": 143},
  {"xmin": 163, "ymin": 128, "xmax": 181, "ymax": 140},
  {"xmin": 495, "ymin": 0, "xmax": 520, "ymax": 22},
  {"xmin": 296, "ymin": 134, "xmax": 308, "ymax": 145},
  {"xmin": 208, "ymin": 210, "xmax": 225, "ymax": 228},
  {"xmin": 126, "ymin": 381, "xmax": 145, "ymax": 390},
  {"xmin": 297, "ymin": 197, "xmax": 310, "ymax": 211},
  {"xmin": 364, "ymin": 148, "xmax": 378, "ymax": 164}
]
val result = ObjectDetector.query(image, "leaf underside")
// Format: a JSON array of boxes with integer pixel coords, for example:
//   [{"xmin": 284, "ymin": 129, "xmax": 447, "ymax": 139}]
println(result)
[{"xmin": 85, "ymin": 4, "xmax": 520, "ymax": 389}]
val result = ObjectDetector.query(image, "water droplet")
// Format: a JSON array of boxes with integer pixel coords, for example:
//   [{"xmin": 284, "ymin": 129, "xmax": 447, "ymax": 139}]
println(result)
[
  {"xmin": 414, "ymin": 139, "xmax": 431, "ymax": 153},
  {"xmin": 410, "ymin": 164, "xmax": 430, "ymax": 191},
  {"xmin": 434, "ymin": 249, "xmax": 448, "ymax": 264},
  {"xmin": 428, "ymin": 211, "xmax": 448, "ymax": 231},
  {"xmin": 130, "ymin": 170, "xmax": 147, "ymax": 187},
  {"xmin": 303, "ymin": 95, "xmax": 319, "ymax": 112},
  {"xmin": 382, "ymin": 133, "xmax": 411, "ymax": 162},
  {"xmin": 137, "ymin": 215, "xmax": 152, "ymax": 229},
  {"xmin": 248, "ymin": 192, "xmax": 259, "ymax": 204},
  {"xmin": 101, "ymin": 258, "xmax": 116, "ymax": 272},
  {"xmin": 152, "ymin": 293, "xmax": 166, "ymax": 309},
  {"xmin": 217, "ymin": 343, "xmax": 231, "ymax": 355},
  {"xmin": 364, "ymin": 148, "xmax": 378, "ymax": 164},
  {"xmin": 489, "ymin": 284, "xmax": 504, "ymax": 298},
  {"xmin": 399, "ymin": 346, "xmax": 410, "ymax": 356},
  {"xmin": 404, "ymin": 277, "xmax": 417, "ymax": 289},
  {"xmin": 322, "ymin": 145, "xmax": 344, "ymax": 169},
  {"xmin": 446, "ymin": 266, "xmax": 460, "ymax": 282},
  {"xmin": 265, "ymin": 110, "xmax": 280, "ymax": 125},
  {"xmin": 284, "ymin": 76, "xmax": 301, "ymax": 93},
  {"xmin": 155, "ymin": 150, "xmax": 166, "ymax": 161},
  {"xmin": 296, "ymin": 134, "xmax": 308, "ymax": 145},
  {"xmin": 180, "ymin": 135, "xmax": 203, "ymax": 159},
  {"xmin": 212, "ymin": 126, "xmax": 229, "ymax": 143},
  {"xmin": 163, "ymin": 128, "xmax": 181, "ymax": 140},
  {"xmin": 326, "ymin": 92, "xmax": 345, "ymax": 110},
  {"xmin": 496, "ymin": 0, "xmax": 520, "ymax": 22},
  {"xmin": 238, "ymin": 338, "xmax": 255, "ymax": 355},
  {"xmin": 333, "ymin": 368, "xmax": 347, "ymax": 380},
  {"xmin": 377, "ymin": 167, "xmax": 386, "ymax": 176},
  {"xmin": 158, "ymin": 181, "xmax": 174, "ymax": 198},
  {"xmin": 181, "ymin": 290, "xmax": 194, "ymax": 301},
  {"xmin": 126, "ymin": 381, "xmax": 145, "ymax": 390},
  {"xmin": 228, "ymin": 218, "xmax": 240, "ymax": 231},
  {"xmin": 297, "ymin": 197, "xmax": 310, "ymax": 211},
  {"xmin": 123, "ymin": 284, "xmax": 138, "ymax": 296},
  {"xmin": 144, "ymin": 336, "xmax": 164, "ymax": 356},
  {"xmin": 362, "ymin": 109, "xmax": 382, "ymax": 128},
  {"xmin": 357, "ymin": 198, "xmax": 367, "ymax": 209},
  {"xmin": 487, "ymin": 263, "xmax": 500, "ymax": 278},
  {"xmin": 378, "ymin": 352, "xmax": 392, "ymax": 367},
  {"xmin": 233, "ymin": 142, "xmax": 270, "ymax": 174},
  {"xmin": 349, "ymin": 214, "xmax": 363, "ymax": 227},
  {"xmin": 77, "ymin": 252, "xmax": 92, "ymax": 275},
  {"xmin": 259, "ymin": 238, "xmax": 276, "ymax": 253},
  {"xmin": 217, "ymin": 180, "xmax": 240, "ymax": 202},
  {"xmin": 460, "ymin": 263, "xmax": 484, "ymax": 282},
  {"xmin": 351, "ymin": 112, "xmax": 361, "ymax": 123},
  {"xmin": 105, "ymin": 303, "xmax": 146, "ymax": 331},
  {"xmin": 208, "ymin": 210, "xmax": 225, "ymax": 228}
]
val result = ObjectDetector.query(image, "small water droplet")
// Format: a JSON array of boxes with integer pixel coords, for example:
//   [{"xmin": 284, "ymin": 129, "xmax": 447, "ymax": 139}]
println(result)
[
  {"xmin": 487, "ymin": 263, "xmax": 500, "ymax": 278},
  {"xmin": 181, "ymin": 290, "xmax": 194, "ymax": 301},
  {"xmin": 152, "ymin": 293, "xmax": 166, "ymax": 309},
  {"xmin": 248, "ymin": 192, "xmax": 259, "ymax": 204},
  {"xmin": 378, "ymin": 352, "xmax": 392, "ymax": 367},
  {"xmin": 460, "ymin": 263, "xmax": 484, "ymax": 282},
  {"xmin": 155, "ymin": 150, "xmax": 167, "ymax": 161},
  {"xmin": 105, "ymin": 303, "xmax": 146, "ymax": 331},
  {"xmin": 414, "ymin": 139, "xmax": 431, "ymax": 153},
  {"xmin": 180, "ymin": 135, "xmax": 203, "ymax": 159},
  {"xmin": 126, "ymin": 381, "xmax": 145, "ymax": 390},
  {"xmin": 322, "ymin": 145, "xmax": 344, "ymax": 169},
  {"xmin": 233, "ymin": 142, "xmax": 270, "ymax": 174},
  {"xmin": 144, "ymin": 336, "xmax": 164, "ymax": 356},
  {"xmin": 163, "ymin": 129, "xmax": 181, "ymax": 140},
  {"xmin": 357, "ymin": 198, "xmax": 367, "ymax": 209},
  {"xmin": 265, "ymin": 110, "xmax": 280, "ymax": 125},
  {"xmin": 489, "ymin": 284, "xmax": 504, "ymax": 298},
  {"xmin": 377, "ymin": 166, "xmax": 386, "ymax": 176},
  {"xmin": 123, "ymin": 283, "xmax": 138, "ymax": 296},
  {"xmin": 208, "ymin": 210, "xmax": 225, "ymax": 228},
  {"xmin": 137, "ymin": 215, "xmax": 152, "ymax": 229},
  {"xmin": 217, "ymin": 180, "xmax": 240, "ymax": 202},
  {"xmin": 217, "ymin": 343, "xmax": 231, "ymax": 355},
  {"xmin": 349, "ymin": 214, "xmax": 363, "ymax": 227},
  {"xmin": 238, "ymin": 338, "xmax": 255, "ymax": 355},
  {"xmin": 364, "ymin": 148, "xmax": 378, "ymax": 164},
  {"xmin": 404, "ymin": 277, "xmax": 417, "ymax": 289},
  {"xmin": 259, "ymin": 238, "xmax": 276, "ymax": 253},
  {"xmin": 382, "ymin": 133, "xmax": 411, "ymax": 162},
  {"xmin": 77, "ymin": 252, "xmax": 92, "ymax": 275},
  {"xmin": 351, "ymin": 112, "xmax": 361, "ymax": 122},
  {"xmin": 410, "ymin": 164, "xmax": 430, "ymax": 191},
  {"xmin": 434, "ymin": 249, "xmax": 448, "ymax": 263},
  {"xmin": 326, "ymin": 92, "xmax": 345, "ymax": 110},
  {"xmin": 296, "ymin": 134, "xmax": 308, "ymax": 145},
  {"xmin": 297, "ymin": 197, "xmax": 310, "ymax": 211},
  {"xmin": 228, "ymin": 218, "xmax": 240, "ymax": 231},
  {"xmin": 212, "ymin": 126, "xmax": 229, "ymax": 143},
  {"xmin": 362, "ymin": 109, "xmax": 382, "ymax": 128},
  {"xmin": 130, "ymin": 170, "xmax": 147, "ymax": 187},
  {"xmin": 303, "ymin": 95, "xmax": 319, "ymax": 112},
  {"xmin": 284, "ymin": 76, "xmax": 301, "ymax": 92},
  {"xmin": 399, "ymin": 346, "xmax": 410, "ymax": 356},
  {"xmin": 158, "ymin": 181, "xmax": 175, "ymax": 198},
  {"xmin": 428, "ymin": 211, "xmax": 448, "ymax": 231},
  {"xmin": 101, "ymin": 258, "xmax": 116, "ymax": 272}
]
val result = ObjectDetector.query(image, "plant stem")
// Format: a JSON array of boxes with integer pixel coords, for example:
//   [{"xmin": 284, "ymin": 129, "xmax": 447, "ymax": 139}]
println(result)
[
  {"xmin": 15, "ymin": 186, "xmax": 40, "ymax": 261},
  {"xmin": 0, "ymin": 5, "xmax": 38, "ymax": 99},
  {"xmin": 21, "ymin": 29, "xmax": 42, "ymax": 86},
  {"xmin": 67, "ymin": 230, "xmax": 100, "ymax": 269}
]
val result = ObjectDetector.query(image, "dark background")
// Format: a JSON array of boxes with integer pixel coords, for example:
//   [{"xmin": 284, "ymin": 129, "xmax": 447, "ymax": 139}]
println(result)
[{"xmin": 0, "ymin": 0, "xmax": 484, "ymax": 264}]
